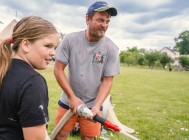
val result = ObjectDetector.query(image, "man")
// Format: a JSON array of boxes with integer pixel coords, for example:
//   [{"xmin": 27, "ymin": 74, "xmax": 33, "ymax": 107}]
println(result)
[{"xmin": 54, "ymin": 1, "xmax": 120, "ymax": 140}]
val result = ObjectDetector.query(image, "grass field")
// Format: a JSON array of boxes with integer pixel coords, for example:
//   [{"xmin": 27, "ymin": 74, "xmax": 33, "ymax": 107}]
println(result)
[{"xmin": 39, "ymin": 66, "xmax": 189, "ymax": 140}]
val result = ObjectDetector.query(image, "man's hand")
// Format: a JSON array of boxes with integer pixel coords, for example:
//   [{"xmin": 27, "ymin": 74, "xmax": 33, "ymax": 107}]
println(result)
[
  {"xmin": 91, "ymin": 105, "xmax": 101, "ymax": 118},
  {"xmin": 68, "ymin": 96, "xmax": 84, "ymax": 114}
]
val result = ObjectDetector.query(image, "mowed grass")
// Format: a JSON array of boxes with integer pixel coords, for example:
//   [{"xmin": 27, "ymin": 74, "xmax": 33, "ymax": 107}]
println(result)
[{"xmin": 39, "ymin": 66, "xmax": 189, "ymax": 140}]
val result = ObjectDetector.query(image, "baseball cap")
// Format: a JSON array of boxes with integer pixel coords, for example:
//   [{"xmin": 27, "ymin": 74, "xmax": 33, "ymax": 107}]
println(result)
[{"xmin": 86, "ymin": 1, "xmax": 117, "ymax": 16}]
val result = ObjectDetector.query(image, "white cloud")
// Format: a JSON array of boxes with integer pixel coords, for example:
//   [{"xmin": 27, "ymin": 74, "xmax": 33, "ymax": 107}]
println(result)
[
  {"xmin": 130, "ymin": 0, "xmax": 172, "ymax": 8},
  {"xmin": 49, "ymin": 3, "xmax": 86, "ymax": 33},
  {"xmin": 0, "ymin": 0, "xmax": 189, "ymax": 51}
]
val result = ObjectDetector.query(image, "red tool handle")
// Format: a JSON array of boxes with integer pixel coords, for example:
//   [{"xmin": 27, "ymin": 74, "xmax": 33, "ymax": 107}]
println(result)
[{"xmin": 93, "ymin": 115, "xmax": 121, "ymax": 132}]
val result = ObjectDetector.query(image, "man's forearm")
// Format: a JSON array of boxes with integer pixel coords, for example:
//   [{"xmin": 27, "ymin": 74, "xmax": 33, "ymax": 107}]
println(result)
[
  {"xmin": 94, "ymin": 76, "xmax": 113, "ymax": 108},
  {"xmin": 54, "ymin": 61, "xmax": 75, "ymax": 99},
  {"xmin": 55, "ymin": 72, "xmax": 75, "ymax": 98}
]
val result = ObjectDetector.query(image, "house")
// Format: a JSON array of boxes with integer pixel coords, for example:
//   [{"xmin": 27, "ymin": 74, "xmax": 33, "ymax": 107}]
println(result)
[
  {"xmin": 159, "ymin": 47, "xmax": 180, "ymax": 66},
  {"xmin": 0, "ymin": 19, "xmax": 17, "ymax": 43}
]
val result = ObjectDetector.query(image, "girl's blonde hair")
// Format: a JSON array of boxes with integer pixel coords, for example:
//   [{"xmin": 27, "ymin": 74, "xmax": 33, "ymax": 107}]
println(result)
[{"xmin": 0, "ymin": 16, "xmax": 58, "ymax": 86}]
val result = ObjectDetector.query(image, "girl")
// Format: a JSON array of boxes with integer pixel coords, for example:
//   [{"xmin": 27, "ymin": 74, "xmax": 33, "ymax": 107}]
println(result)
[{"xmin": 0, "ymin": 16, "xmax": 59, "ymax": 140}]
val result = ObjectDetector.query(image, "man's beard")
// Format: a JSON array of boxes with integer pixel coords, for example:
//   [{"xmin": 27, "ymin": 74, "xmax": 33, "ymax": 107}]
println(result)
[{"xmin": 89, "ymin": 28, "xmax": 106, "ymax": 41}]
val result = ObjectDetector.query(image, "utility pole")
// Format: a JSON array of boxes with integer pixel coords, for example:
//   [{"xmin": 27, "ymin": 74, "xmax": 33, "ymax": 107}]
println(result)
[{"xmin": 16, "ymin": 11, "xmax": 17, "ymax": 20}]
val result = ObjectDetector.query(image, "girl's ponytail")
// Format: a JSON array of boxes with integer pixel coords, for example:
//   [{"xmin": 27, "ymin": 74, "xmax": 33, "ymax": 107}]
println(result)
[{"xmin": 0, "ymin": 39, "xmax": 12, "ymax": 86}]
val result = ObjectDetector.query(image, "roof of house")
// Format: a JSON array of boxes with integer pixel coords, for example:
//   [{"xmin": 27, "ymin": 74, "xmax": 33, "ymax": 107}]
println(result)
[
  {"xmin": 0, "ymin": 19, "xmax": 17, "ymax": 42},
  {"xmin": 160, "ymin": 47, "xmax": 176, "ymax": 55}
]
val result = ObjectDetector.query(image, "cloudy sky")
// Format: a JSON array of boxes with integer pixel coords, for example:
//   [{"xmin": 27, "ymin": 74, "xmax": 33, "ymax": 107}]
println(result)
[{"xmin": 0, "ymin": 0, "xmax": 189, "ymax": 51}]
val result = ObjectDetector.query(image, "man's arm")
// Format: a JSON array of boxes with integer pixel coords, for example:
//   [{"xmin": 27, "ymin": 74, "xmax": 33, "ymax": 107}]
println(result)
[
  {"xmin": 92, "ymin": 76, "xmax": 113, "ymax": 116},
  {"xmin": 54, "ymin": 60, "xmax": 83, "ymax": 113}
]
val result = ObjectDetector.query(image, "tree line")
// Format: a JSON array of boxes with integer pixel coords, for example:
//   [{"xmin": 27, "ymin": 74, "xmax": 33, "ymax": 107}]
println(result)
[{"xmin": 120, "ymin": 30, "xmax": 189, "ymax": 70}]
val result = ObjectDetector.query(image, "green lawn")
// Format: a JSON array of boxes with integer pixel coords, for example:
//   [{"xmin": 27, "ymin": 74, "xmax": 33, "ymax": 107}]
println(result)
[{"xmin": 39, "ymin": 66, "xmax": 189, "ymax": 140}]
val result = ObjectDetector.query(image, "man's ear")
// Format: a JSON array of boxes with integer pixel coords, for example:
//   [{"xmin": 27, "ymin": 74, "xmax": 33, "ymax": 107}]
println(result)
[
  {"xmin": 20, "ymin": 39, "xmax": 30, "ymax": 53},
  {"xmin": 86, "ymin": 16, "xmax": 90, "ymax": 25}
]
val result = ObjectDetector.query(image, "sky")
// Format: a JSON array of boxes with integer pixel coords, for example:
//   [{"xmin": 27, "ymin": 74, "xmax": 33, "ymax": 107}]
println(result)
[{"xmin": 0, "ymin": 0, "xmax": 189, "ymax": 51}]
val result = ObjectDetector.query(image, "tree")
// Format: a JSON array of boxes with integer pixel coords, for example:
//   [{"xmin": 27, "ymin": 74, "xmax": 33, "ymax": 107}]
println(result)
[
  {"xmin": 137, "ymin": 55, "xmax": 146, "ymax": 65},
  {"xmin": 159, "ymin": 53, "xmax": 172, "ymax": 69},
  {"xmin": 119, "ymin": 51, "xmax": 127, "ymax": 65},
  {"xmin": 179, "ymin": 56, "xmax": 189, "ymax": 70},
  {"xmin": 138, "ymin": 48, "xmax": 146, "ymax": 54},
  {"xmin": 120, "ymin": 47, "xmax": 141, "ymax": 66},
  {"xmin": 145, "ymin": 51, "xmax": 161, "ymax": 69},
  {"xmin": 127, "ymin": 46, "xmax": 138, "ymax": 53},
  {"xmin": 60, "ymin": 32, "xmax": 65, "ymax": 40},
  {"xmin": 125, "ymin": 51, "xmax": 136, "ymax": 66},
  {"xmin": 174, "ymin": 30, "xmax": 189, "ymax": 54}
]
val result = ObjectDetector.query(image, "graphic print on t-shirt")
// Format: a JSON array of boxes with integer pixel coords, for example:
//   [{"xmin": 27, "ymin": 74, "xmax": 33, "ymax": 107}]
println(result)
[
  {"xmin": 92, "ymin": 51, "xmax": 105, "ymax": 64},
  {"xmin": 39, "ymin": 104, "xmax": 48, "ymax": 124}
]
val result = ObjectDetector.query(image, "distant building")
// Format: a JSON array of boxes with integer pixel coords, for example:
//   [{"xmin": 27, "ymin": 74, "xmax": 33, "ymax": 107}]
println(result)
[
  {"xmin": 0, "ymin": 19, "xmax": 17, "ymax": 42},
  {"xmin": 159, "ymin": 47, "xmax": 180, "ymax": 66}
]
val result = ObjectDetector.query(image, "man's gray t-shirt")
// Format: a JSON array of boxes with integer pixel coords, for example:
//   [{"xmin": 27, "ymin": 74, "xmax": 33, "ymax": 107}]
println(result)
[{"xmin": 55, "ymin": 31, "xmax": 120, "ymax": 108}]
